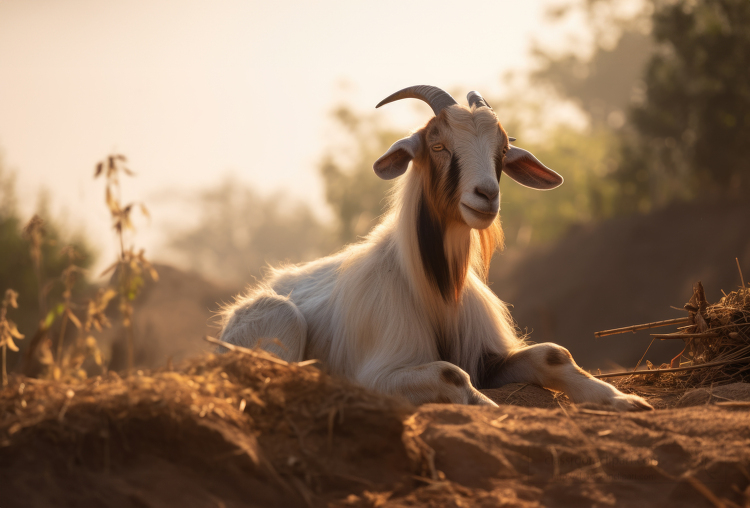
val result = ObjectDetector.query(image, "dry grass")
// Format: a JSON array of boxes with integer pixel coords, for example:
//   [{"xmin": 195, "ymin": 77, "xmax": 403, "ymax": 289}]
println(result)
[
  {"xmin": 609, "ymin": 271, "xmax": 750, "ymax": 395},
  {"xmin": 96, "ymin": 154, "xmax": 158, "ymax": 372}
]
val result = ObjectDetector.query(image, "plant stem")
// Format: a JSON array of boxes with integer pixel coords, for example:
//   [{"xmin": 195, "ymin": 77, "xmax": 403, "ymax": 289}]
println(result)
[
  {"xmin": 56, "ymin": 313, "xmax": 68, "ymax": 367},
  {"xmin": 594, "ymin": 317, "xmax": 690, "ymax": 337},
  {"xmin": 126, "ymin": 319, "xmax": 134, "ymax": 372}
]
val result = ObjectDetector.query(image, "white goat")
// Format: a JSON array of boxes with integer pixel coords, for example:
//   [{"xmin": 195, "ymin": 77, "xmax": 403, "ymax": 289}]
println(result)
[{"xmin": 219, "ymin": 85, "xmax": 652, "ymax": 411}]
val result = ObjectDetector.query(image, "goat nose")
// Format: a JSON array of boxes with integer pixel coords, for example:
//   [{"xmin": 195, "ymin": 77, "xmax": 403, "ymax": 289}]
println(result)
[{"xmin": 474, "ymin": 185, "xmax": 499, "ymax": 202}]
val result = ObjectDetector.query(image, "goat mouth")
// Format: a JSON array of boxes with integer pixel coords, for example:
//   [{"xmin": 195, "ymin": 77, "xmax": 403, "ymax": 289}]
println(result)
[{"xmin": 461, "ymin": 203, "xmax": 498, "ymax": 218}]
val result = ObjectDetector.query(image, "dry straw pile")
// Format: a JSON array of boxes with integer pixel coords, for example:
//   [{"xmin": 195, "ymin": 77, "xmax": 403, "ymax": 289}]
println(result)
[{"xmin": 596, "ymin": 260, "xmax": 750, "ymax": 391}]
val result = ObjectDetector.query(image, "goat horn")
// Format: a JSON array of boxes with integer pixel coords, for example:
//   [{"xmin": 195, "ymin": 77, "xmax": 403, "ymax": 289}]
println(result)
[
  {"xmin": 467, "ymin": 91, "xmax": 515, "ymax": 141},
  {"xmin": 467, "ymin": 91, "xmax": 492, "ymax": 110},
  {"xmin": 376, "ymin": 85, "xmax": 458, "ymax": 116}
]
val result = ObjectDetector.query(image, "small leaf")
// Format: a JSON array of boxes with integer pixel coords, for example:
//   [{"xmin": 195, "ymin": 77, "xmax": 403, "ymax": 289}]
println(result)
[
  {"xmin": 43, "ymin": 309, "xmax": 57, "ymax": 329},
  {"xmin": 106, "ymin": 187, "xmax": 119, "ymax": 213},
  {"xmin": 95, "ymin": 161, "xmax": 103, "ymax": 177},
  {"xmin": 140, "ymin": 203, "xmax": 150, "ymax": 220},
  {"xmin": 123, "ymin": 215, "xmax": 134, "ymax": 231},
  {"xmin": 55, "ymin": 303, "xmax": 65, "ymax": 316},
  {"xmin": 5, "ymin": 337, "xmax": 19, "ymax": 352},
  {"xmin": 101, "ymin": 288, "xmax": 117, "ymax": 305},
  {"xmin": 100, "ymin": 261, "xmax": 119, "ymax": 277},
  {"xmin": 5, "ymin": 289, "xmax": 19, "ymax": 308},
  {"xmin": 8, "ymin": 320, "xmax": 24, "ymax": 339}
]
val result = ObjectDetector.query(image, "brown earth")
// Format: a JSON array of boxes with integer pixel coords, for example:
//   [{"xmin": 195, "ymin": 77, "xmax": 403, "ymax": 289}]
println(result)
[{"xmin": 3, "ymin": 351, "xmax": 750, "ymax": 508}]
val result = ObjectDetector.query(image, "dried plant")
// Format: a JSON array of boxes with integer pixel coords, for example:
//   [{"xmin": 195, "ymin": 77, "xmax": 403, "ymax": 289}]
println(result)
[
  {"xmin": 1, "ymin": 289, "xmax": 24, "ymax": 386},
  {"xmin": 20, "ymin": 216, "xmax": 55, "ymax": 372},
  {"xmin": 597, "ymin": 259, "xmax": 750, "ymax": 391},
  {"xmin": 96, "ymin": 154, "xmax": 158, "ymax": 371},
  {"xmin": 61, "ymin": 287, "xmax": 115, "ymax": 379},
  {"xmin": 54, "ymin": 246, "xmax": 84, "ymax": 369}
]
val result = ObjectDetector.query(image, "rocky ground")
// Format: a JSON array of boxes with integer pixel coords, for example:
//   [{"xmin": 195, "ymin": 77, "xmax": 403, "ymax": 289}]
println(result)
[{"xmin": 3, "ymin": 351, "xmax": 750, "ymax": 508}]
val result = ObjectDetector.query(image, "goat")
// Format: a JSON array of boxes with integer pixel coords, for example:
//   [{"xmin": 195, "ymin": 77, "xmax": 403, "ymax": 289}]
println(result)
[{"xmin": 219, "ymin": 85, "xmax": 653, "ymax": 411}]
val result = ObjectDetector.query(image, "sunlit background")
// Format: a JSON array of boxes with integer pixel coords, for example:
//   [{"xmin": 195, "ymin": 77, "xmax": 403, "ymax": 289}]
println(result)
[
  {"xmin": 1, "ymin": 0, "xmax": 749, "ymax": 372},
  {"xmin": 1, "ymin": 0, "xmax": 591, "ymax": 269}
]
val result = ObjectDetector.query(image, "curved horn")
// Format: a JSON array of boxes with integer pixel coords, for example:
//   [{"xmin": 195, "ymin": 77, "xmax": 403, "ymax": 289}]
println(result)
[
  {"xmin": 467, "ymin": 90, "xmax": 491, "ymax": 110},
  {"xmin": 376, "ymin": 85, "xmax": 458, "ymax": 116},
  {"xmin": 467, "ymin": 91, "xmax": 516, "ymax": 141}
]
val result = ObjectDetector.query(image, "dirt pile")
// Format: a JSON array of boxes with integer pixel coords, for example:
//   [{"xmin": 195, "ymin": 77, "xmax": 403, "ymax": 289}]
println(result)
[{"xmin": 3, "ymin": 350, "xmax": 750, "ymax": 507}]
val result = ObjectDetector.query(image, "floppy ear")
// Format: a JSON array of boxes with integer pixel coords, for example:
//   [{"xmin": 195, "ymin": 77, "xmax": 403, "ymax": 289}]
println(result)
[
  {"xmin": 503, "ymin": 145, "xmax": 564, "ymax": 190},
  {"xmin": 373, "ymin": 132, "xmax": 422, "ymax": 180}
]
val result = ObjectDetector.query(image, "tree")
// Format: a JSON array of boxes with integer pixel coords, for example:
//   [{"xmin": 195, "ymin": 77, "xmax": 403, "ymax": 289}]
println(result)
[
  {"xmin": 0, "ymin": 160, "xmax": 94, "ymax": 369},
  {"xmin": 617, "ymin": 0, "xmax": 750, "ymax": 210},
  {"xmin": 167, "ymin": 177, "xmax": 335, "ymax": 284},
  {"xmin": 318, "ymin": 105, "xmax": 402, "ymax": 244}
]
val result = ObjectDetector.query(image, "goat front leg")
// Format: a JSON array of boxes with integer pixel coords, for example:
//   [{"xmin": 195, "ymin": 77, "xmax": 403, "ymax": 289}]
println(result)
[
  {"xmin": 483, "ymin": 343, "xmax": 653, "ymax": 411},
  {"xmin": 365, "ymin": 361, "xmax": 497, "ymax": 406}
]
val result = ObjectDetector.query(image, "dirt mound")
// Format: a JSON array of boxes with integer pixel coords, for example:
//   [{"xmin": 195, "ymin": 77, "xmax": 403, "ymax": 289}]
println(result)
[
  {"xmin": 675, "ymin": 382, "xmax": 750, "ymax": 407},
  {"xmin": 3, "ymin": 351, "xmax": 750, "ymax": 507},
  {"xmin": 1, "ymin": 350, "xmax": 415, "ymax": 508},
  {"xmin": 481, "ymin": 383, "xmax": 568, "ymax": 409}
]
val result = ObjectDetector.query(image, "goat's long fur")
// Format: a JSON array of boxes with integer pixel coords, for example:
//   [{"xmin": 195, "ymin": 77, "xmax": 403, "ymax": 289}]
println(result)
[{"xmin": 220, "ymin": 93, "xmax": 654, "ymax": 411}]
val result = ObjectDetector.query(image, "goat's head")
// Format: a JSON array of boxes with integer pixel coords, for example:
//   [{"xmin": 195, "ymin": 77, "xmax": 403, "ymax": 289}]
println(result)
[{"xmin": 373, "ymin": 85, "xmax": 563, "ymax": 230}]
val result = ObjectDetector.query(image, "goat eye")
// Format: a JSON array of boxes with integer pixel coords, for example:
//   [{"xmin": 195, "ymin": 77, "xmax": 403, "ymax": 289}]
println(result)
[{"xmin": 432, "ymin": 144, "xmax": 444, "ymax": 152}]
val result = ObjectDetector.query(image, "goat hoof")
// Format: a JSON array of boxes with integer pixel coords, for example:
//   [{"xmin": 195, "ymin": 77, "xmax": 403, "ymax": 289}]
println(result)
[
  {"xmin": 469, "ymin": 390, "xmax": 498, "ymax": 407},
  {"xmin": 611, "ymin": 393, "xmax": 654, "ymax": 412}
]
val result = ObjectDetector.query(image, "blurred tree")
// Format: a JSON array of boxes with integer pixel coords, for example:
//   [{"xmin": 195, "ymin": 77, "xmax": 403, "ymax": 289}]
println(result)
[
  {"xmin": 0, "ymin": 161, "xmax": 94, "ymax": 366},
  {"xmin": 531, "ymin": 0, "xmax": 653, "ymax": 128},
  {"xmin": 168, "ymin": 177, "xmax": 335, "ymax": 284},
  {"xmin": 499, "ymin": 127, "xmax": 620, "ymax": 247},
  {"xmin": 533, "ymin": 30, "xmax": 653, "ymax": 129},
  {"xmin": 617, "ymin": 0, "xmax": 750, "ymax": 211},
  {"xmin": 319, "ymin": 105, "xmax": 403, "ymax": 244}
]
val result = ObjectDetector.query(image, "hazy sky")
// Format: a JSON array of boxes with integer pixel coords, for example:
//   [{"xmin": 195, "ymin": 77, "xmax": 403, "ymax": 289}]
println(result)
[{"xmin": 0, "ymin": 0, "xmax": 586, "ymax": 272}]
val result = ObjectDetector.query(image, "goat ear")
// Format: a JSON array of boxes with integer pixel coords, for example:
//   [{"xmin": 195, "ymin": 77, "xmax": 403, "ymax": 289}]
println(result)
[
  {"xmin": 373, "ymin": 133, "xmax": 421, "ymax": 180},
  {"xmin": 503, "ymin": 145, "xmax": 564, "ymax": 190}
]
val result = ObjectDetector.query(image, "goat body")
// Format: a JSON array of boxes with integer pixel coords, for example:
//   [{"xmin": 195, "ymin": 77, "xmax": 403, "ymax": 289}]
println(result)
[{"xmin": 220, "ymin": 86, "xmax": 652, "ymax": 411}]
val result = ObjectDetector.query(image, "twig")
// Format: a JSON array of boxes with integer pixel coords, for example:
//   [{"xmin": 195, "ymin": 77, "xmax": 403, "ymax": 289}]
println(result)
[
  {"xmin": 632, "ymin": 337, "xmax": 656, "ymax": 372},
  {"xmin": 738, "ymin": 257, "xmax": 747, "ymax": 306},
  {"xmin": 715, "ymin": 401, "xmax": 750, "ymax": 409},
  {"xmin": 204, "ymin": 335, "xmax": 289, "ymax": 366},
  {"xmin": 504, "ymin": 383, "xmax": 529, "ymax": 404},
  {"xmin": 577, "ymin": 408, "xmax": 618, "ymax": 416},
  {"xmin": 595, "ymin": 356, "xmax": 750, "ymax": 379},
  {"xmin": 738, "ymin": 257, "xmax": 746, "ymax": 289},
  {"xmin": 686, "ymin": 476, "xmax": 725, "ymax": 508},
  {"xmin": 651, "ymin": 332, "xmax": 719, "ymax": 340},
  {"xmin": 594, "ymin": 317, "xmax": 690, "ymax": 338}
]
